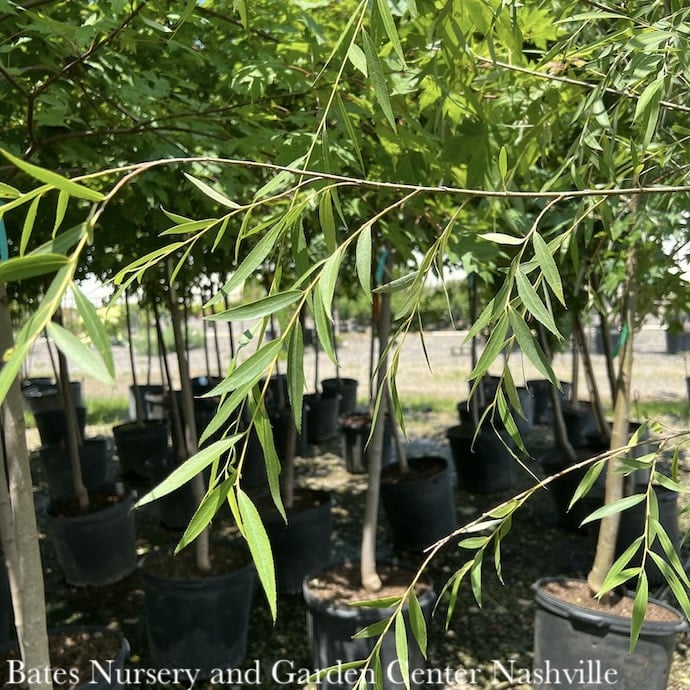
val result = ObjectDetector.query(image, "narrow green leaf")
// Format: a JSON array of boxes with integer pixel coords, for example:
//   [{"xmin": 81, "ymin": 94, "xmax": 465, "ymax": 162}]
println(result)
[
  {"xmin": 237, "ymin": 488, "xmax": 277, "ymax": 620},
  {"xmin": 312, "ymin": 290, "xmax": 337, "ymax": 364},
  {"xmin": 20, "ymin": 195, "xmax": 41, "ymax": 254},
  {"xmin": 581, "ymin": 494, "xmax": 646, "ymax": 526},
  {"xmin": 508, "ymin": 308, "xmax": 558, "ymax": 386},
  {"xmin": 498, "ymin": 146, "xmax": 508, "ymax": 181},
  {"xmin": 211, "ymin": 340, "xmax": 283, "ymax": 396},
  {"xmin": 351, "ymin": 618, "xmax": 389, "ymax": 639},
  {"xmin": 177, "ymin": 479, "xmax": 230, "ymax": 551},
  {"xmin": 250, "ymin": 397, "xmax": 284, "ymax": 522},
  {"xmin": 198, "ymin": 383, "xmax": 251, "ymax": 446},
  {"xmin": 208, "ymin": 291, "xmax": 302, "ymax": 322},
  {"xmin": 70, "ymin": 283, "xmax": 115, "ymax": 378},
  {"xmin": 458, "ymin": 536, "xmax": 489, "ymax": 550},
  {"xmin": 214, "ymin": 223, "xmax": 283, "ymax": 299},
  {"xmin": 53, "ymin": 190, "xmax": 69, "ymax": 236},
  {"xmin": 183, "ymin": 173, "xmax": 241, "ymax": 209},
  {"xmin": 375, "ymin": 0, "xmax": 406, "ymax": 65},
  {"xmin": 356, "ymin": 223, "xmax": 372, "ymax": 298},
  {"xmin": 470, "ymin": 313, "xmax": 509, "ymax": 381},
  {"xmin": 46, "ymin": 321, "xmax": 115, "ymax": 386},
  {"xmin": 469, "ymin": 551, "xmax": 484, "ymax": 606},
  {"xmin": 478, "ymin": 232, "xmax": 524, "ymax": 245},
  {"xmin": 348, "ymin": 595, "xmax": 401, "ymax": 608},
  {"xmin": 533, "ymin": 233, "xmax": 565, "ymax": 305},
  {"xmin": 630, "ymin": 573, "xmax": 649, "ymax": 651},
  {"xmin": 347, "ymin": 43, "xmax": 368, "ymax": 75},
  {"xmin": 361, "ymin": 29, "xmax": 397, "ymax": 131},
  {"xmin": 407, "ymin": 592, "xmax": 428, "ymax": 658},
  {"xmin": 569, "ymin": 459, "xmax": 606, "ymax": 509},
  {"xmin": 287, "ymin": 323, "xmax": 305, "ymax": 433},
  {"xmin": 374, "ymin": 271, "xmax": 417, "ymax": 294},
  {"xmin": 0, "ymin": 148, "xmax": 104, "ymax": 201},
  {"xmin": 319, "ymin": 189, "xmax": 337, "ymax": 253},
  {"xmin": 36, "ymin": 223, "xmax": 86, "ymax": 256},
  {"xmin": 0, "ymin": 183, "xmax": 20, "ymax": 199},
  {"xmin": 0, "ymin": 253, "xmax": 70, "ymax": 283},
  {"xmin": 319, "ymin": 248, "xmax": 343, "ymax": 319},
  {"xmin": 515, "ymin": 269, "xmax": 560, "ymax": 336},
  {"xmin": 394, "ymin": 613, "xmax": 410, "ymax": 690},
  {"xmin": 335, "ymin": 92, "xmax": 365, "ymax": 173},
  {"xmin": 160, "ymin": 217, "xmax": 217, "ymax": 236},
  {"xmin": 136, "ymin": 437, "xmax": 241, "ymax": 507}
]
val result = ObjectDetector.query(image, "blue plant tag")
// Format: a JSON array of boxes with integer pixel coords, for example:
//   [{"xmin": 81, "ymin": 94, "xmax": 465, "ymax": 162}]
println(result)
[{"xmin": 0, "ymin": 215, "xmax": 7, "ymax": 263}]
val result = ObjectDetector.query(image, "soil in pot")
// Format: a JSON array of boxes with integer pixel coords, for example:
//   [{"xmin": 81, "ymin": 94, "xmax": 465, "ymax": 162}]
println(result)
[
  {"xmin": 532, "ymin": 578, "xmax": 687, "ymax": 690},
  {"xmin": 45, "ymin": 487, "xmax": 138, "ymax": 587},
  {"xmin": 141, "ymin": 543, "xmax": 256, "ymax": 678},
  {"xmin": 303, "ymin": 561, "xmax": 436, "ymax": 690},
  {"xmin": 380, "ymin": 457, "xmax": 456, "ymax": 552},
  {"xmin": 0, "ymin": 627, "xmax": 129, "ymax": 690},
  {"xmin": 261, "ymin": 489, "xmax": 332, "ymax": 594}
]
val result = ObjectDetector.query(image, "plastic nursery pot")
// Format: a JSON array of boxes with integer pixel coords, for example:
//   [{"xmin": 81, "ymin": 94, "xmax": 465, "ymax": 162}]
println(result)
[
  {"xmin": 263, "ymin": 489, "xmax": 332, "ymax": 594},
  {"xmin": 446, "ymin": 425, "xmax": 516, "ymax": 493},
  {"xmin": 321, "ymin": 377, "xmax": 359, "ymax": 416},
  {"xmin": 112, "ymin": 419, "xmax": 169, "ymax": 480},
  {"xmin": 303, "ymin": 562, "xmax": 436, "ymax": 690},
  {"xmin": 128, "ymin": 384, "xmax": 164, "ymax": 421},
  {"xmin": 339, "ymin": 413, "xmax": 392, "ymax": 473},
  {"xmin": 140, "ymin": 544, "xmax": 256, "ymax": 679},
  {"xmin": 380, "ymin": 456, "xmax": 456, "ymax": 552},
  {"xmin": 38, "ymin": 437, "xmax": 110, "ymax": 502},
  {"xmin": 45, "ymin": 487, "xmax": 138, "ymax": 587},
  {"xmin": 305, "ymin": 393, "xmax": 340, "ymax": 443},
  {"xmin": 531, "ymin": 577, "xmax": 687, "ymax": 690},
  {"xmin": 33, "ymin": 406, "xmax": 87, "ymax": 447}
]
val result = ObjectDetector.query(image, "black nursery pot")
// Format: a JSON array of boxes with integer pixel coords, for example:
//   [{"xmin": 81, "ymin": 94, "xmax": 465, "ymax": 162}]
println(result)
[
  {"xmin": 303, "ymin": 563, "xmax": 436, "ymax": 690},
  {"xmin": 321, "ymin": 377, "xmax": 358, "ymax": 416},
  {"xmin": 45, "ymin": 488, "xmax": 138, "ymax": 587},
  {"xmin": 112, "ymin": 419, "xmax": 169, "ymax": 480},
  {"xmin": 38, "ymin": 437, "xmax": 110, "ymax": 501},
  {"xmin": 263, "ymin": 489, "xmax": 332, "ymax": 594},
  {"xmin": 141, "ymin": 547, "xmax": 256, "ymax": 678},
  {"xmin": 34, "ymin": 406, "xmax": 87, "ymax": 447},
  {"xmin": 339, "ymin": 413, "xmax": 392, "ymax": 473},
  {"xmin": 380, "ymin": 456, "xmax": 456, "ymax": 551},
  {"xmin": 305, "ymin": 393, "xmax": 340, "ymax": 443},
  {"xmin": 532, "ymin": 578, "xmax": 687, "ymax": 690},
  {"xmin": 446, "ymin": 425, "xmax": 515, "ymax": 493}
]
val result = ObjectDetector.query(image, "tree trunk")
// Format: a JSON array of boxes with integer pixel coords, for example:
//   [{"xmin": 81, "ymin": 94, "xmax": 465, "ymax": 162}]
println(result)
[
  {"xmin": 0, "ymin": 283, "xmax": 53, "ymax": 690},
  {"xmin": 573, "ymin": 315, "xmax": 608, "ymax": 438},
  {"xmin": 125, "ymin": 292, "xmax": 144, "ymax": 425},
  {"xmin": 167, "ymin": 276, "xmax": 211, "ymax": 573},
  {"xmin": 587, "ymin": 249, "xmax": 637, "ymax": 596}
]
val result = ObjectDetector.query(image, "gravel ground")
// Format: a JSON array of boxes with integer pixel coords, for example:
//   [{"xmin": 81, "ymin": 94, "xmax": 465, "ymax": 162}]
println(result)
[{"xmin": 27, "ymin": 405, "xmax": 690, "ymax": 690}]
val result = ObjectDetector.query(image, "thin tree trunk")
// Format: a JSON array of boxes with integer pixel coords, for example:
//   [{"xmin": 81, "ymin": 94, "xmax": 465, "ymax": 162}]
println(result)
[
  {"xmin": 0, "ymin": 283, "xmax": 53, "ymax": 690},
  {"xmin": 125, "ymin": 292, "xmax": 144, "ymax": 425},
  {"xmin": 587, "ymin": 249, "xmax": 637, "ymax": 596},
  {"xmin": 597, "ymin": 309, "xmax": 618, "ymax": 403},
  {"xmin": 386, "ymin": 382, "xmax": 408, "ymax": 473},
  {"xmin": 167, "ymin": 275, "xmax": 211, "ymax": 573}
]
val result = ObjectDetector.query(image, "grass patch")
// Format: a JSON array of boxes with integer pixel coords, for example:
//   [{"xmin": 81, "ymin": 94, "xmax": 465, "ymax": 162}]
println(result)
[{"xmin": 86, "ymin": 397, "xmax": 130, "ymax": 425}]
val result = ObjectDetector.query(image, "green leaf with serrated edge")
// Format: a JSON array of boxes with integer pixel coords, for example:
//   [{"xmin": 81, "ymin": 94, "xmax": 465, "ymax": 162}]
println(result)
[
  {"xmin": 459, "ymin": 536, "xmax": 489, "ymax": 550},
  {"xmin": 208, "ymin": 291, "xmax": 302, "ymax": 322},
  {"xmin": 630, "ymin": 573, "xmax": 649, "ymax": 651},
  {"xmin": 237, "ymin": 487, "xmax": 277, "ymax": 620},
  {"xmin": 508, "ymin": 308, "xmax": 559, "ymax": 386},
  {"xmin": 569, "ymin": 460, "xmax": 606, "ymax": 509},
  {"xmin": 176, "ymin": 479, "xmax": 230, "ymax": 552},
  {"xmin": 312, "ymin": 290, "xmax": 337, "ymax": 364},
  {"xmin": 212, "ymin": 223, "xmax": 283, "ymax": 300},
  {"xmin": 580, "ymin": 494, "xmax": 646, "ymax": 526},
  {"xmin": 347, "ymin": 43, "xmax": 368, "ymax": 75},
  {"xmin": 533, "ymin": 232, "xmax": 565, "ymax": 305},
  {"xmin": 250, "ymin": 397, "xmax": 284, "ymax": 522},
  {"xmin": 20, "ymin": 195, "xmax": 41, "ymax": 254},
  {"xmin": 308, "ymin": 661, "xmax": 364, "ymax": 684},
  {"xmin": 356, "ymin": 225, "xmax": 372, "ymax": 298},
  {"xmin": 136, "ymin": 437, "xmax": 241, "ymax": 507},
  {"xmin": 46, "ymin": 321, "xmax": 115, "ymax": 386},
  {"xmin": 71, "ymin": 283, "xmax": 114, "ymax": 377},
  {"xmin": 183, "ymin": 173, "xmax": 241, "ymax": 209},
  {"xmin": 0, "ymin": 148, "xmax": 104, "ymax": 202},
  {"xmin": 375, "ymin": 0, "xmax": 406, "ymax": 65},
  {"xmin": 210, "ymin": 340, "xmax": 283, "ymax": 396},
  {"xmin": 287, "ymin": 324, "xmax": 304, "ymax": 433},
  {"xmin": 470, "ymin": 314, "xmax": 509, "ymax": 381},
  {"xmin": 319, "ymin": 248, "xmax": 343, "ymax": 319},
  {"xmin": 395, "ymin": 613, "xmax": 410, "ymax": 690},
  {"xmin": 407, "ymin": 591, "xmax": 427, "ymax": 658},
  {"xmin": 53, "ymin": 190, "xmax": 69, "ymax": 236},
  {"xmin": 478, "ymin": 232, "xmax": 524, "ymax": 245},
  {"xmin": 374, "ymin": 271, "xmax": 417, "ymax": 294},
  {"xmin": 0, "ymin": 254, "xmax": 70, "ymax": 283},
  {"xmin": 351, "ymin": 618, "xmax": 389, "ymax": 639},
  {"xmin": 515, "ymin": 269, "xmax": 560, "ymax": 336},
  {"xmin": 319, "ymin": 190, "xmax": 337, "ymax": 254},
  {"xmin": 361, "ymin": 29, "xmax": 396, "ymax": 131}
]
